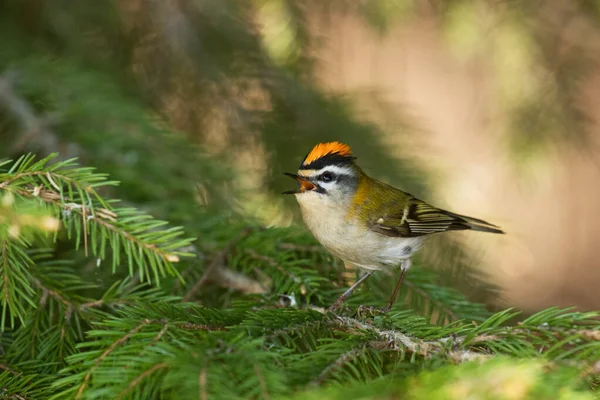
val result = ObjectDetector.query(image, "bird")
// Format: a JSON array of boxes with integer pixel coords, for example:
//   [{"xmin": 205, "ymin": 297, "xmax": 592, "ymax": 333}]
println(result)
[{"xmin": 283, "ymin": 141, "xmax": 504, "ymax": 312}]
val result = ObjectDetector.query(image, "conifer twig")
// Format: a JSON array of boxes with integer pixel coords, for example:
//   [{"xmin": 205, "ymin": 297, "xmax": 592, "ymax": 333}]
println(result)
[
  {"xmin": 116, "ymin": 362, "xmax": 169, "ymax": 400},
  {"xmin": 253, "ymin": 364, "xmax": 271, "ymax": 400},
  {"xmin": 199, "ymin": 368, "xmax": 208, "ymax": 400},
  {"xmin": 0, "ymin": 363, "xmax": 20, "ymax": 376},
  {"xmin": 5, "ymin": 183, "xmax": 183, "ymax": 266},
  {"xmin": 244, "ymin": 249, "xmax": 302, "ymax": 283},
  {"xmin": 76, "ymin": 319, "xmax": 152, "ymax": 399},
  {"xmin": 122, "ymin": 323, "xmax": 170, "ymax": 372},
  {"xmin": 175, "ymin": 322, "xmax": 228, "ymax": 331},
  {"xmin": 403, "ymin": 280, "xmax": 457, "ymax": 321},
  {"xmin": 312, "ymin": 347, "xmax": 365, "ymax": 386}
]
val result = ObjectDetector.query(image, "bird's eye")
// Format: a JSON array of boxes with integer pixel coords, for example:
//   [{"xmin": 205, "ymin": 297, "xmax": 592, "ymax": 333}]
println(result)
[{"xmin": 320, "ymin": 172, "xmax": 334, "ymax": 182}]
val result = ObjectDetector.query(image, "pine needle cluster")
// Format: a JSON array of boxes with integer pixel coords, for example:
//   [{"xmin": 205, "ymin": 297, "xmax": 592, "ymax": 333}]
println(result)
[{"xmin": 0, "ymin": 155, "xmax": 599, "ymax": 400}]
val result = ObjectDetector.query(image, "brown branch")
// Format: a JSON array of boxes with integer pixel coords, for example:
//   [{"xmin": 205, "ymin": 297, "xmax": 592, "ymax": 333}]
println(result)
[
  {"xmin": 334, "ymin": 315, "xmax": 436, "ymax": 356},
  {"xmin": 0, "ymin": 363, "xmax": 21, "ymax": 376},
  {"xmin": 121, "ymin": 324, "xmax": 170, "ymax": 372},
  {"xmin": 78, "ymin": 298, "xmax": 134, "ymax": 311},
  {"xmin": 33, "ymin": 278, "xmax": 71, "ymax": 308},
  {"xmin": 326, "ymin": 312, "xmax": 600, "ymax": 369},
  {"xmin": 199, "ymin": 367, "xmax": 208, "ymax": 400},
  {"xmin": 116, "ymin": 362, "xmax": 169, "ymax": 400},
  {"xmin": 175, "ymin": 322, "xmax": 228, "ymax": 331},
  {"xmin": 183, "ymin": 227, "xmax": 254, "ymax": 301},
  {"xmin": 211, "ymin": 266, "xmax": 267, "ymax": 295},
  {"xmin": 78, "ymin": 299, "xmax": 105, "ymax": 310},
  {"xmin": 76, "ymin": 319, "xmax": 152, "ymax": 399},
  {"xmin": 253, "ymin": 364, "xmax": 271, "ymax": 400}
]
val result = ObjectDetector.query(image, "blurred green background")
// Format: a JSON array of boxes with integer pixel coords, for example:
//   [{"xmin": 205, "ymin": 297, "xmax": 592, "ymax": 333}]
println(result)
[{"xmin": 2, "ymin": 0, "xmax": 600, "ymax": 313}]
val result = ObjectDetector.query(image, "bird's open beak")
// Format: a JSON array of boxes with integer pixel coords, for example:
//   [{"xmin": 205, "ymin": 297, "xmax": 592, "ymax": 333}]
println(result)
[{"xmin": 283, "ymin": 173, "xmax": 316, "ymax": 194}]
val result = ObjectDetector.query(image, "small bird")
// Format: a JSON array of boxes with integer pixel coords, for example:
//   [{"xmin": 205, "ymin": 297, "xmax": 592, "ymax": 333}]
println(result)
[{"xmin": 284, "ymin": 141, "xmax": 504, "ymax": 312}]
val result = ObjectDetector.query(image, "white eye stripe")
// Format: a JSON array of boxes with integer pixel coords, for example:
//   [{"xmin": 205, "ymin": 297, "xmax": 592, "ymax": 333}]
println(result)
[
  {"xmin": 318, "ymin": 165, "xmax": 354, "ymax": 176},
  {"xmin": 299, "ymin": 165, "xmax": 354, "ymax": 178}
]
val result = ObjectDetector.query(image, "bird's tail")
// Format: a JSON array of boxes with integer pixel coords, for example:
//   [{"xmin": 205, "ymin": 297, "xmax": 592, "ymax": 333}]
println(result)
[{"xmin": 445, "ymin": 211, "xmax": 505, "ymax": 234}]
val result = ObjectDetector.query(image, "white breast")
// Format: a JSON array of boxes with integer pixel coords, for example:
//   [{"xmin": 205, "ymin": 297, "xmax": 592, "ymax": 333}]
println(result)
[{"xmin": 295, "ymin": 192, "xmax": 422, "ymax": 271}]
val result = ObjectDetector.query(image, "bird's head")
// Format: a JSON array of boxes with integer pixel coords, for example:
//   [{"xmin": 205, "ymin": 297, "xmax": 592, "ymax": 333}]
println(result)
[{"xmin": 284, "ymin": 142, "xmax": 361, "ymax": 206}]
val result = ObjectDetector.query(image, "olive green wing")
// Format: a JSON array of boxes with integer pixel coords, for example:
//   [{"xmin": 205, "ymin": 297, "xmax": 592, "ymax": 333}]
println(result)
[{"xmin": 368, "ymin": 196, "xmax": 504, "ymax": 238}]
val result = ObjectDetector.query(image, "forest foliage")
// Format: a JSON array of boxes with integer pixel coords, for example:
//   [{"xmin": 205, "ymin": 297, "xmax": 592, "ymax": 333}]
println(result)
[{"xmin": 1, "ymin": 0, "xmax": 600, "ymax": 399}]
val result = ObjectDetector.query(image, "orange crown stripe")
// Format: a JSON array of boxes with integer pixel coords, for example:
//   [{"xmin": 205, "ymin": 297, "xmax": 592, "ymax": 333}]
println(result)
[{"xmin": 303, "ymin": 142, "xmax": 353, "ymax": 165}]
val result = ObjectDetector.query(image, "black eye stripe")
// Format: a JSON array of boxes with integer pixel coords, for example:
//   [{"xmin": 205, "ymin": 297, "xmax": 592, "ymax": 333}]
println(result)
[{"xmin": 316, "ymin": 172, "xmax": 353, "ymax": 183}]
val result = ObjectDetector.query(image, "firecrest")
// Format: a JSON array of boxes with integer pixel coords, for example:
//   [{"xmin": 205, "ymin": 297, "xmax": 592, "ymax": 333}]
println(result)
[{"xmin": 284, "ymin": 142, "xmax": 503, "ymax": 312}]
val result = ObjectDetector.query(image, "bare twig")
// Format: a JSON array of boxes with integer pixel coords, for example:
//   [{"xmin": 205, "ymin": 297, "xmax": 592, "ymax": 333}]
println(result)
[
  {"xmin": 199, "ymin": 368, "xmax": 208, "ymax": 400},
  {"xmin": 211, "ymin": 266, "xmax": 267, "ymax": 295},
  {"xmin": 33, "ymin": 278, "xmax": 71, "ymax": 308},
  {"xmin": 175, "ymin": 322, "xmax": 228, "ymax": 331},
  {"xmin": 183, "ymin": 227, "xmax": 254, "ymax": 301},
  {"xmin": 0, "ymin": 363, "xmax": 21, "ymax": 376}
]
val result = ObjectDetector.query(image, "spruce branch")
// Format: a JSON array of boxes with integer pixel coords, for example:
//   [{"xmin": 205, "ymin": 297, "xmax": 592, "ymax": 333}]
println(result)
[
  {"xmin": 0, "ymin": 153, "xmax": 195, "ymax": 285},
  {"xmin": 47, "ymin": 303, "xmax": 600, "ymax": 398},
  {"xmin": 0, "ymin": 371, "xmax": 56, "ymax": 400},
  {"xmin": 311, "ymin": 344, "xmax": 375, "ymax": 386},
  {"xmin": 74, "ymin": 318, "xmax": 152, "ymax": 399},
  {"xmin": 0, "ymin": 239, "xmax": 36, "ymax": 329},
  {"xmin": 116, "ymin": 362, "xmax": 169, "ymax": 400},
  {"xmin": 244, "ymin": 248, "xmax": 303, "ymax": 285}
]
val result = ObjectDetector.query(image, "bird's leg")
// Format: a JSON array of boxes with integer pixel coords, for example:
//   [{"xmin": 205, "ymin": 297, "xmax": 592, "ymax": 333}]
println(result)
[
  {"xmin": 328, "ymin": 271, "xmax": 373, "ymax": 311},
  {"xmin": 382, "ymin": 258, "xmax": 411, "ymax": 312}
]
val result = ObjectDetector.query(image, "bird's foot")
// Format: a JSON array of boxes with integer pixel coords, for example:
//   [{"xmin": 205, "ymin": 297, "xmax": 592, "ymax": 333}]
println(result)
[{"xmin": 356, "ymin": 304, "xmax": 390, "ymax": 318}]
